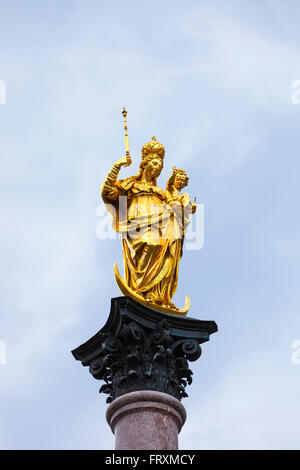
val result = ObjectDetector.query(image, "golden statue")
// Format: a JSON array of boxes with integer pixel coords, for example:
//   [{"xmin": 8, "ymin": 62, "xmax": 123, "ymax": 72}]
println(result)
[{"xmin": 101, "ymin": 109, "xmax": 196, "ymax": 316}]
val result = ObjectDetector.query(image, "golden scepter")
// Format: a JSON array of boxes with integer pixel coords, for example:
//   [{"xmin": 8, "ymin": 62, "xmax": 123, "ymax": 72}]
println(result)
[{"xmin": 122, "ymin": 107, "xmax": 132, "ymax": 167}]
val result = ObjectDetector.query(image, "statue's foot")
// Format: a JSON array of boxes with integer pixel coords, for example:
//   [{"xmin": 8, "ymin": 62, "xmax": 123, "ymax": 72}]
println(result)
[
  {"xmin": 145, "ymin": 293, "xmax": 158, "ymax": 304},
  {"xmin": 162, "ymin": 301, "xmax": 179, "ymax": 311},
  {"xmin": 144, "ymin": 294, "xmax": 179, "ymax": 311}
]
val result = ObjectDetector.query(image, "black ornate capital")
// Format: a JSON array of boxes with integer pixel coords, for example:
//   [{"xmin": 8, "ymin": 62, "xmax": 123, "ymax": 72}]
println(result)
[{"xmin": 72, "ymin": 296, "xmax": 217, "ymax": 403}]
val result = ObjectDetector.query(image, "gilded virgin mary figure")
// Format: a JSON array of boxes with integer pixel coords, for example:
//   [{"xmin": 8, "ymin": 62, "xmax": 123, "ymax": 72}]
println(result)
[{"xmin": 101, "ymin": 137, "xmax": 195, "ymax": 315}]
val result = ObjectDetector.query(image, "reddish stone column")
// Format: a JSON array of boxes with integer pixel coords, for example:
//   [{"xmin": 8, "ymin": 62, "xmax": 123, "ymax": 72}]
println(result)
[{"xmin": 106, "ymin": 390, "xmax": 187, "ymax": 450}]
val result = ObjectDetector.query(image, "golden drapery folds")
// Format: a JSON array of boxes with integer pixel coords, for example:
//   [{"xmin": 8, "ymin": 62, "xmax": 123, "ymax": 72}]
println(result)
[{"xmin": 101, "ymin": 137, "xmax": 196, "ymax": 316}]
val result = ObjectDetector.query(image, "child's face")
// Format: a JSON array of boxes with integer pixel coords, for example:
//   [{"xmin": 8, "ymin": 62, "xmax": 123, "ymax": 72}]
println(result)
[{"xmin": 174, "ymin": 173, "xmax": 188, "ymax": 190}]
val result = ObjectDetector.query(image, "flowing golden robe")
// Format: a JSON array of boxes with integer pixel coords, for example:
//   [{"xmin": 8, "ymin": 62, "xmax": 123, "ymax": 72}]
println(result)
[{"xmin": 102, "ymin": 177, "xmax": 189, "ymax": 306}]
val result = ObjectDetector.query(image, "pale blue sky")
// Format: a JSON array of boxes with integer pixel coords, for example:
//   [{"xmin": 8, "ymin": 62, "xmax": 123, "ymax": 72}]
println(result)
[{"xmin": 1, "ymin": 0, "xmax": 300, "ymax": 449}]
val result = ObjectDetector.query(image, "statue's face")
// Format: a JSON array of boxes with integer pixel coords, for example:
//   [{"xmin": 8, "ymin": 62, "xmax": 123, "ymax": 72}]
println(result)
[
  {"xmin": 174, "ymin": 173, "xmax": 188, "ymax": 190},
  {"xmin": 145, "ymin": 156, "xmax": 163, "ymax": 179}
]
